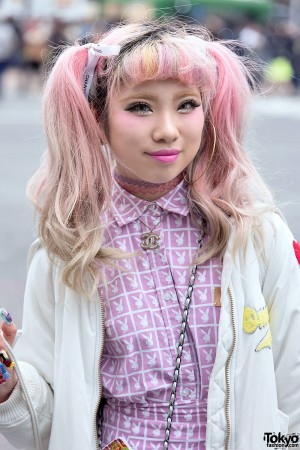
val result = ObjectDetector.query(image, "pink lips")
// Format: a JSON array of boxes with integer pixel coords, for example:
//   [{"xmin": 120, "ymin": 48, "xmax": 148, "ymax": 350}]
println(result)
[{"xmin": 146, "ymin": 149, "xmax": 180, "ymax": 163}]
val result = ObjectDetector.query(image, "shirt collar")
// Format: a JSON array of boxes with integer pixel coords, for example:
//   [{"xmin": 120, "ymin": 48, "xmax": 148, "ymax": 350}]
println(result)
[{"xmin": 111, "ymin": 178, "xmax": 190, "ymax": 227}]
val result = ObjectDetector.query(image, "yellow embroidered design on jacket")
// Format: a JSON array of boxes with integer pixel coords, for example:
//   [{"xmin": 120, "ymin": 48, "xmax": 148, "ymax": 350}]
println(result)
[{"xmin": 243, "ymin": 306, "xmax": 272, "ymax": 352}]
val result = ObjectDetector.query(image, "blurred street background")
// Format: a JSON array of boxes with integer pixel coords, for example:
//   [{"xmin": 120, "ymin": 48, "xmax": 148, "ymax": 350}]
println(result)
[{"xmin": 0, "ymin": 0, "xmax": 300, "ymax": 448}]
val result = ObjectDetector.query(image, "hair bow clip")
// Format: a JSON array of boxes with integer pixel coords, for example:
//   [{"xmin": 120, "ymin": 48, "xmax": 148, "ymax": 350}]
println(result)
[
  {"xmin": 82, "ymin": 43, "xmax": 121, "ymax": 99},
  {"xmin": 186, "ymin": 35, "xmax": 208, "ymax": 52}
]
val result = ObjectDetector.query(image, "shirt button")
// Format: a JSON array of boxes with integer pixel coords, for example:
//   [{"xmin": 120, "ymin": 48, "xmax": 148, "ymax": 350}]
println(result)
[
  {"xmin": 181, "ymin": 388, "xmax": 190, "ymax": 397},
  {"xmin": 164, "ymin": 292, "xmax": 171, "ymax": 301},
  {"xmin": 148, "ymin": 204, "xmax": 156, "ymax": 211}
]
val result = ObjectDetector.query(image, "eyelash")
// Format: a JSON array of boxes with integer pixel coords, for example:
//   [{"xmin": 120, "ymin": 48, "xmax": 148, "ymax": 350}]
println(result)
[
  {"xmin": 126, "ymin": 99, "xmax": 201, "ymax": 115},
  {"xmin": 126, "ymin": 102, "xmax": 151, "ymax": 114},
  {"xmin": 179, "ymin": 99, "xmax": 201, "ymax": 111}
]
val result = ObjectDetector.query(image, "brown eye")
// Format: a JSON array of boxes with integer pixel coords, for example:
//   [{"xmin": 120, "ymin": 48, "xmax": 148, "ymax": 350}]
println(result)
[
  {"xmin": 178, "ymin": 100, "xmax": 201, "ymax": 112},
  {"xmin": 126, "ymin": 102, "xmax": 152, "ymax": 115}
]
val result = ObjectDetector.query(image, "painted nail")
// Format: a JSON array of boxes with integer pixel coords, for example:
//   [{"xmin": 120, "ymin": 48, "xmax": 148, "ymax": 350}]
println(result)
[
  {"xmin": 0, "ymin": 362, "xmax": 11, "ymax": 383},
  {"xmin": 0, "ymin": 350, "xmax": 15, "ymax": 369},
  {"xmin": 0, "ymin": 308, "xmax": 12, "ymax": 325},
  {"xmin": 0, "ymin": 350, "xmax": 8, "ymax": 359}
]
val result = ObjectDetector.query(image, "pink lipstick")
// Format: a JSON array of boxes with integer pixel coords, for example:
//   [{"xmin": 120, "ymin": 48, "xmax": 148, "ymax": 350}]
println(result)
[{"xmin": 146, "ymin": 149, "xmax": 180, "ymax": 163}]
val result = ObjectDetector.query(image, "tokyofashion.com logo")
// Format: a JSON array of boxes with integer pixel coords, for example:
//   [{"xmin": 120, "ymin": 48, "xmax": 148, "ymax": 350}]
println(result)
[{"xmin": 264, "ymin": 432, "xmax": 300, "ymax": 448}]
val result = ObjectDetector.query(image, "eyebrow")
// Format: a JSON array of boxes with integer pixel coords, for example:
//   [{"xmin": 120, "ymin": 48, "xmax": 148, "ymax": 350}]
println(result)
[{"xmin": 121, "ymin": 90, "xmax": 201, "ymax": 102}]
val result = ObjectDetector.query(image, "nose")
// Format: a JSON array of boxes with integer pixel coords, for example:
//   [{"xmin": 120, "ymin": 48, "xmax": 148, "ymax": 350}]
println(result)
[{"xmin": 152, "ymin": 111, "xmax": 179, "ymax": 143}]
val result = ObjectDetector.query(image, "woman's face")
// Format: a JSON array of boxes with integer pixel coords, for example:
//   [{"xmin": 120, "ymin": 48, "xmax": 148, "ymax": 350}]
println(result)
[{"xmin": 107, "ymin": 78, "xmax": 205, "ymax": 184}]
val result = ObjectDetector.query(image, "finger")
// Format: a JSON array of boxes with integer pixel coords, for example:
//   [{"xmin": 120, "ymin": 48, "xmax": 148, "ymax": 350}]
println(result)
[
  {"xmin": 0, "ymin": 308, "xmax": 12, "ymax": 326},
  {"xmin": 0, "ymin": 354, "xmax": 17, "ymax": 393},
  {"xmin": 0, "ymin": 334, "xmax": 16, "ymax": 378},
  {"xmin": 0, "ymin": 361, "xmax": 12, "ymax": 385},
  {"xmin": 0, "ymin": 308, "xmax": 17, "ymax": 348},
  {"xmin": 1, "ymin": 322, "xmax": 17, "ymax": 348},
  {"xmin": 0, "ymin": 345, "xmax": 15, "ymax": 370}
]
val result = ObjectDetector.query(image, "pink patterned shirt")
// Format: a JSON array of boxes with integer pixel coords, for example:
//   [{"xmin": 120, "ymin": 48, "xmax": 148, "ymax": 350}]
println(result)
[{"xmin": 98, "ymin": 179, "xmax": 222, "ymax": 450}]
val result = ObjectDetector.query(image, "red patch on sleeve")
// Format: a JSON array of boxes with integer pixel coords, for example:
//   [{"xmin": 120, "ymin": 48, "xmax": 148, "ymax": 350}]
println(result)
[{"xmin": 293, "ymin": 240, "xmax": 300, "ymax": 264}]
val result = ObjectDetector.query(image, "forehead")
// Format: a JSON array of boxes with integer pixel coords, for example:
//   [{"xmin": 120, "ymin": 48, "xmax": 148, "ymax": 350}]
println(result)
[{"xmin": 112, "ymin": 78, "xmax": 201, "ymax": 101}]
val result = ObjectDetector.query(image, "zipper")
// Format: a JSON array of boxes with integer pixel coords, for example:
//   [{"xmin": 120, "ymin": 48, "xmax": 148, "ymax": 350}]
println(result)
[
  {"xmin": 224, "ymin": 287, "xmax": 237, "ymax": 450},
  {"xmin": 93, "ymin": 286, "xmax": 106, "ymax": 450}
]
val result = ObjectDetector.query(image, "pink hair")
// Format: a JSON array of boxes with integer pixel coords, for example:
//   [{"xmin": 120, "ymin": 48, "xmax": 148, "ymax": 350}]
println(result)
[{"xmin": 27, "ymin": 19, "xmax": 275, "ymax": 294}]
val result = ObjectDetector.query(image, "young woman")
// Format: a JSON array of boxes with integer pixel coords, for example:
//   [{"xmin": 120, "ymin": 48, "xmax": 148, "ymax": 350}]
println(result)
[{"xmin": 0, "ymin": 19, "xmax": 299, "ymax": 450}]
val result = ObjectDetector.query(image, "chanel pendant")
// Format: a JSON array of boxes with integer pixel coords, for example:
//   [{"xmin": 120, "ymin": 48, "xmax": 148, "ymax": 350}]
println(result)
[{"xmin": 140, "ymin": 232, "xmax": 160, "ymax": 250}]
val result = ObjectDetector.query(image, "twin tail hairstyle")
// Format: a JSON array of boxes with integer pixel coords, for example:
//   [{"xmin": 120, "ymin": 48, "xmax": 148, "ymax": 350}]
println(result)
[{"xmin": 27, "ymin": 18, "xmax": 276, "ymax": 295}]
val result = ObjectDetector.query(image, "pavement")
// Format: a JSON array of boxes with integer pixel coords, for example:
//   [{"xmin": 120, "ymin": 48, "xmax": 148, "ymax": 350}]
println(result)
[{"xmin": 252, "ymin": 94, "xmax": 300, "ymax": 120}]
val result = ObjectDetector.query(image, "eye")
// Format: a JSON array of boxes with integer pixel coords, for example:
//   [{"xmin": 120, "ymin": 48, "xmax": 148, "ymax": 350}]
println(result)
[
  {"xmin": 178, "ymin": 99, "xmax": 201, "ymax": 113},
  {"xmin": 125, "ymin": 102, "xmax": 152, "ymax": 115}
]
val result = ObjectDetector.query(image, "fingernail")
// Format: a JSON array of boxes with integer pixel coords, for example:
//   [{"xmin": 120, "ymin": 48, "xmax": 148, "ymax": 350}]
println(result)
[
  {"xmin": 0, "ymin": 362, "xmax": 11, "ymax": 384},
  {"xmin": 0, "ymin": 308, "xmax": 12, "ymax": 326},
  {"xmin": 0, "ymin": 350, "xmax": 15, "ymax": 369}
]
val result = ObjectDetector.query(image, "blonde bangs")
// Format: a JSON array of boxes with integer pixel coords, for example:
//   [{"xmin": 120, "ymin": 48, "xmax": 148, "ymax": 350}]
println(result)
[{"xmin": 106, "ymin": 36, "xmax": 216, "ymax": 101}]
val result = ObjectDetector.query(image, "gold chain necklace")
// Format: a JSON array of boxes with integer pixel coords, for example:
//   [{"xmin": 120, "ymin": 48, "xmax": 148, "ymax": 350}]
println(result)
[{"xmin": 138, "ymin": 211, "xmax": 168, "ymax": 250}]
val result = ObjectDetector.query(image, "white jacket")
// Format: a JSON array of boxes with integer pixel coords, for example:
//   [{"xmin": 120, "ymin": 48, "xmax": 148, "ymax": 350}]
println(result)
[{"xmin": 0, "ymin": 213, "xmax": 300, "ymax": 450}]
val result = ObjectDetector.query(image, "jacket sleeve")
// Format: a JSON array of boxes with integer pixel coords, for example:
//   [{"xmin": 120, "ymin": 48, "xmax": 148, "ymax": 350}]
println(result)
[
  {"xmin": 262, "ymin": 213, "xmax": 300, "ymax": 434},
  {"xmin": 0, "ymin": 244, "xmax": 55, "ymax": 450}
]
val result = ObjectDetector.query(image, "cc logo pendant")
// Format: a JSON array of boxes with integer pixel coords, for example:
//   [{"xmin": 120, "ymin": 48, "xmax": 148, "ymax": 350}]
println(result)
[{"xmin": 140, "ymin": 232, "xmax": 160, "ymax": 250}]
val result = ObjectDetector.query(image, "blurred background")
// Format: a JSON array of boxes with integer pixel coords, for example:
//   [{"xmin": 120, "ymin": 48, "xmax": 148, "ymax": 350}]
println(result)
[{"xmin": 0, "ymin": 0, "xmax": 300, "ymax": 447}]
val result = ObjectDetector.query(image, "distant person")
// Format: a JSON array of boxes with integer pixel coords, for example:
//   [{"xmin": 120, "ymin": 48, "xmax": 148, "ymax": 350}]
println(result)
[
  {"xmin": 0, "ymin": 18, "xmax": 300, "ymax": 450},
  {"xmin": 291, "ymin": 29, "xmax": 300, "ymax": 91},
  {"xmin": 48, "ymin": 18, "xmax": 68, "ymax": 48},
  {"xmin": 239, "ymin": 21, "xmax": 267, "ymax": 56},
  {"xmin": 265, "ymin": 23, "xmax": 295, "ymax": 93},
  {"xmin": 0, "ymin": 17, "xmax": 22, "ymax": 96},
  {"xmin": 20, "ymin": 19, "xmax": 51, "ymax": 93}
]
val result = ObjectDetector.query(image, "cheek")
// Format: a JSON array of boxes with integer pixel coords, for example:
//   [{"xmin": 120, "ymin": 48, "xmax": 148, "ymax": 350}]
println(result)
[
  {"xmin": 183, "ymin": 110, "xmax": 205, "ymax": 143},
  {"xmin": 110, "ymin": 111, "xmax": 142, "ymax": 136}
]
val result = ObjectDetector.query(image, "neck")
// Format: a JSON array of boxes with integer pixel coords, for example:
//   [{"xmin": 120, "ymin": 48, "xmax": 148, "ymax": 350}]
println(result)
[{"xmin": 114, "ymin": 172, "xmax": 184, "ymax": 201}]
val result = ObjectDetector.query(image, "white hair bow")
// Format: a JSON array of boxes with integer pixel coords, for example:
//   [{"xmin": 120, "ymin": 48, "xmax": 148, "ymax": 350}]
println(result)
[{"xmin": 82, "ymin": 43, "xmax": 120, "ymax": 99}]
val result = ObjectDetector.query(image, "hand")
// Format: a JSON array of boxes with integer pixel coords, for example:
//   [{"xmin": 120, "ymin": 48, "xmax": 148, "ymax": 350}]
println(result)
[{"xmin": 0, "ymin": 313, "xmax": 18, "ymax": 403}]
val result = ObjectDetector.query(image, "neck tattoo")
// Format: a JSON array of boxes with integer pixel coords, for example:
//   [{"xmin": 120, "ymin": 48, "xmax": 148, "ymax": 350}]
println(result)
[{"xmin": 114, "ymin": 172, "xmax": 184, "ymax": 201}]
